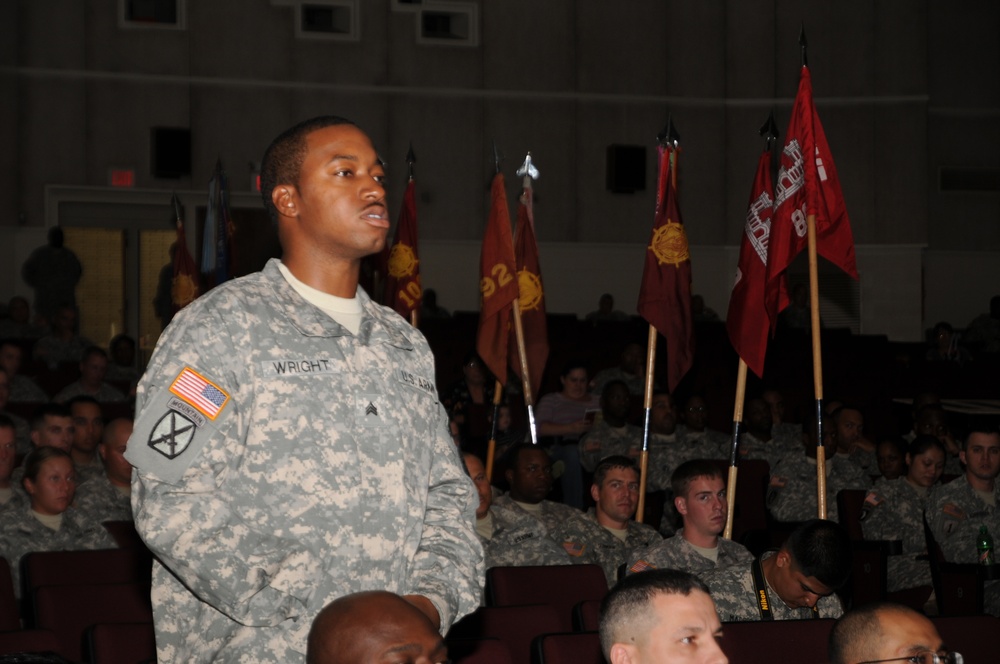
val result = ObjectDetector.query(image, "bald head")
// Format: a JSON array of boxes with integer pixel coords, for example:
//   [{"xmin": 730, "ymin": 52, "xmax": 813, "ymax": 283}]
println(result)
[
  {"xmin": 307, "ymin": 591, "xmax": 447, "ymax": 664},
  {"xmin": 829, "ymin": 603, "xmax": 944, "ymax": 664}
]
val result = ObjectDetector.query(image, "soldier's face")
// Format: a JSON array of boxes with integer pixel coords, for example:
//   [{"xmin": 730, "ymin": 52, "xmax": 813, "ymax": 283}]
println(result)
[
  {"xmin": 869, "ymin": 609, "xmax": 945, "ymax": 663},
  {"xmin": 602, "ymin": 384, "xmax": 631, "ymax": 421},
  {"xmin": 593, "ymin": 467, "xmax": 639, "ymax": 524},
  {"xmin": 560, "ymin": 369, "xmax": 589, "ymax": 400},
  {"xmin": 277, "ymin": 124, "xmax": 389, "ymax": 263},
  {"xmin": 462, "ymin": 454, "xmax": 491, "ymax": 519},
  {"xmin": 906, "ymin": 447, "xmax": 945, "ymax": 488},
  {"xmin": 32, "ymin": 416, "xmax": 73, "ymax": 452},
  {"xmin": 834, "ymin": 409, "xmax": 863, "ymax": 450},
  {"xmin": 0, "ymin": 345, "xmax": 20, "ymax": 375},
  {"xmin": 763, "ymin": 391, "xmax": 784, "ymax": 424},
  {"xmin": 960, "ymin": 432, "xmax": 1000, "ymax": 483},
  {"xmin": 610, "ymin": 590, "xmax": 727, "ymax": 664},
  {"xmin": 916, "ymin": 411, "xmax": 949, "ymax": 440},
  {"xmin": 877, "ymin": 441, "xmax": 906, "ymax": 480},
  {"xmin": 0, "ymin": 370, "xmax": 9, "ymax": 409},
  {"xmin": 771, "ymin": 552, "xmax": 833, "ymax": 610},
  {"xmin": 507, "ymin": 448, "xmax": 553, "ymax": 504},
  {"xmin": 676, "ymin": 476, "xmax": 727, "ymax": 539},
  {"xmin": 0, "ymin": 428, "xmax": 15, "ymax": 482},
  {"xmin": 70, "ymin": 402, "xmax": 104, "ymax": 454},
  {"xmin": 745, "ymin": 400, "xmax": 772, "ymax": 433},
  {"xmin": 685, "ymin": 398, "xmax": 708, "ymax": 431},
  {"xmin": 80, "ymin": 353, "xmax": 108, "ymax": 385},
  {"xmin": 650, "ymin": 394, "xmax": 677, "ymax": 434},
  {"xmin": 24, "ymin": 456, "xmax": 76, "ymax": 516}
]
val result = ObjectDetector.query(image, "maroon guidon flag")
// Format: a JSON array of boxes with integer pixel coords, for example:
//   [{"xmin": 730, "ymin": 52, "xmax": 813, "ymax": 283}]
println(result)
[
  {"xmin": 509, "ymin": 182, "xmax": 548, "ymax": 400},
  {"xmin": 476, "ymin": 174, "xmax": 519, "ymax": 386},
  {"xmin": 726, "ymin": 148, "xmax": 774, "ymax": 378},
  {"xmin": 383, "ymin": 179, "xmax": 422, "ymax": 319},
  {"xmin": 765, "ymin": 65, "xmax": 858, "ymax": 330},
  {"xmin": 637, "ymin": 145, "xmax": 693, "ymax": 392}
]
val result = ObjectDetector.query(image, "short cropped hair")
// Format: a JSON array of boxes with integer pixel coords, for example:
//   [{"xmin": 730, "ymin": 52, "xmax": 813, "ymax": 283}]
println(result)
[
  {"xmin": 593, "ymin": 455, "xmax": 638, "ymax": 488},
  {"xmin": 504, "ymin": 442, "xmax": 549, "ymax": 469},
  {"xmin": 30, "ymin": 403, "xmax": 71, "ymax": 431},
  {"xmin": 0, "ymin": 413, "xmax": 15, "ymax": 432},
  {"xmin": 963, "ymin": 417, "xmax": 1000, "ymax": 451},
  {"xmin": 828, "ymin": 602, "xmax": 914, "ymax": 664},
  {"xmin": 599, "ymin": 569, "xmax": 711, "ymax": 660},
  {"xmin": 66, "ymin": 394, "xmax": 100, "ymax": 411},
  {"xmin": 671, "ymin": 459, "xmax": 723, "ymax": 498},
  {"xmin": 81, "ymin": 346, "xmax": 107, "ymax": 362},
  {"xmin": 259, "ymin": 115, "xmax": 358, "ymax": 225},
  {"xmin": 785, "ymin": 519, "xmax": 852, "ymax": 590}
]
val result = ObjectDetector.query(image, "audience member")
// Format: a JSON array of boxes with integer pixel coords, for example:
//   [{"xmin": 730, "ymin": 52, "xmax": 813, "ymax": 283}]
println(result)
[
  {"xmin": 0, "ymin": 416, "xmax": 19, "ymax": 511},
  {"xmin": 703, "ymin": 519, "xmax": 851, "ymax": 621},
  {"xmin": 76, "ymin": 418, "xmax": 135, "ymax": 524},
  {"xmin": 104, "ymin": 333, "xmax": 140, "ymax": 386},
  {"xmin": 927, "ymin": 421, "xmax": 1000, "ymax": 616},
  {"xmin": 29, "ymin": 403, "xmax": 73, "ymax": 453},
  {"xmin": 678, "ymin": 395, "xmax": 728, "ymax": 458},
  {"xmin": 830, "ymin": 405, "xmax": 877, "ymax": 473},
  {"xmin": 66, "ymin": 395, "xmax": 105, "ymax": 480},
  {"xmin": 488, "ymin": 403, "xmax": 525, "ymax": 461},
  {"xmin": 599, "ymin": 568, "xmax": 728, "ymax": 664},
  {"xmin": 494, "ymin": 443, "xmax": 588, "ymax": 557},
  {"xmin": 762, "ymin": 388, "xmax": 800, "ymax": 440},
  {"xmin": 629, "ymin": 460, "xmax": 752, "ymax": 574},
  {"xmin": 462, "ymin": 452, "xmax": 567, "ymax": 570},
  {"xmin": 53, "ymin": 346, "xmax": 127, "ymax": 403},
  {"xmin": 767, "ymin": 415, "xmax": 870, "ymax": 523},
  {"xmin": 0, "ymin": 447, "xmax": 117, "ymax": 596},
  {"xmin": 306, "ymin": 590, "xmax": 449, "ymax": 664},
  {"xmin": 862, "ymin": 435, "xmax": 946, "ymax": 595},
  {"xmin": 21, "ymin": 227, "xmax": 83, "ymax": 325},
  {"xmin": 0, "ymin": 296, "xmax": 45, "ymax": 339},
  {"xmin": 32, "ymin": 305, "xmax": 93, "ymax": 367},
  {"xmin": 419, "ymin": 288, "xmax": 449, "ymax": 319},
  {"xmin": 585, "ymin": 293, "xmax": 628, "ymax": 323},
  {"xmin": 910, "ymin": 403, "xmax": 962, "ymax": 475},
  {"xmin": 876, "ymin": 437, "xmax": 908, "ymax": 481},
  {"xmin": 777, "ymin": 283, "xmax": 812, "ymax": 330},
  {"xmin": 0, "ymin": 368, "xmax": 31, "ymax": 455},
  {"xmin": 590, "ymin": 342, "xmax": 648, "ymax": 397},
  {"xmin": 691, "ymin": 294, "xmax": 720, "ymax": 323},
  {"xmin": 828, "ymin": 601, "xmax": 958, "ymax": 664},
  {"xmin": 562, "ymin": 456, "xmax": 661, "ymax": 586},
  {"xmin": 963, "ymin": 294, "xmax": 1000, "ymax": 355},
  {"xmin": 925, "ymin": 321, "xmax": 972, "ymax": 366},
  {"xmin": 0, "ymin": 340, "xmax": 49, "ymax": 403},
  {"xmin": 441, "ymin": 352, "xmax": 494, "ymax": 455},
  {"xmin": 579, "ymin": 381, "xmax": 643, "ymax": 472},
  {"xmin": 536, "ymin": 359, "xmax": 600, "ymax": 508},
  {"xmin": 739, "ymin": 397, "xmax": 798, "ymax": 468}
]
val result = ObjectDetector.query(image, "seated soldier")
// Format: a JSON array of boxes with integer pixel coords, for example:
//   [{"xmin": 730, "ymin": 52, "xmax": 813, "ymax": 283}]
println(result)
[
  {"xmin": 0, "ymin": 296, "xmax": 45, "ymax": 339},
  {"xmin": 763, "ymin": 387, "xmax": 800, "ymax": 441},
  {"xmin": 307, "ymin": 591, "xmax": 448, "ymax": 664},
  {"xmin": 579, "ymin": 380, "xmax": 643, "ymax": 472},
  {"xmin": 600, "ymin": 568, "xmax": 729, "ymax": 664},
  {"xmin": 0, "ymin": 367, "xmax": 32, "ymax": 455},
  {"xmin": 0, "ymin": 339, "xmax": 49, "ymax": 403},
  {"xmin": 104, "ymin": 333, "xmax": 140, "ymax": 386},
  {"xmin": 628, "ymin": 460, "xmax": 753, "ymax": 574},
  {"xmin": 830, "ymin": 404, "xmax": 877, "ymax": 473},
  {"xmin": 66, "ymin": 395, "xmax": 105, "ymax": 481},
  {"xmin": 52, "ymin": 346, "xmax": 127, "ymax": 403},
  {"xmin": 739, "ymin": 396, "xmax": 799, "ymax": 468},
  {"xmin": 590, "ymin": 342, "xmax": 648, "ymax": 397},
  {"xmin": 767, "ymin": 414, "xmax": 871, "ymax": 523},
  {"xmin": 828, "ymin": 601, "xmax": 959, "ymax": 664},
  {"xmin": 0, "ymin": 415, "xmax": 19, "ymax": 511},
  {"xmin": 75, "ymin": 418, "xmax": 134, "ymax": 524},
  {"xmin": 32, "ymin": 305, "xmax": 93, "ymax": 367},
  {"xmin": 911, "ymin": 403, "xmax": 963, "ymax": 475},
  {"xmin": 875, "ymin": 437, "xmax": 908, "ymax": 481},
  {"xmin": 493, "ymin": 443, "xmax": 591, "ymax": 561},
  {"xmin": 702, "ymin": 519, "xmax": 851, "ymax": 621},
  {"xmin": 927, "ymin": 421, "xmax": 1000, "ymax": 616},
  {"xmin": 462, "ymin": 451, "xmax": 567, "ymax": 570},
  {"xmin": 559, "ymin": 455, "xmax": 661, "ymax": 586},
  {"xmin": 677, "ymin": 395, "xmax": 728, "ymax": 458}
]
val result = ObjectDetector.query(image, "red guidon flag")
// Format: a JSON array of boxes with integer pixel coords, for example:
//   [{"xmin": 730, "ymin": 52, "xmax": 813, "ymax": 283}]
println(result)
[
  {"xmin": 509, "ymin": 182, "xmax": 549, "ymax": 401},
  {"xmin": 765, "ymin": 65, "xmax": 858, "ymax": 330},
  {"xmin": 726, "ymin": 148, "xmax": 774, "ymax": 378},
  {"xmin": 637, "ymin": 145, "xmax": 693, "ymax": 392},
  {"xmin": 383, "ymin": 179, "xmax": 422, "ymax": 319},
  {"xmin": 476, "ymin": 174, "xmax": 519, "ymax": 386},
  {"xmin": 171, "ymin": 194, "xmax": 200, "ymax": 315}
]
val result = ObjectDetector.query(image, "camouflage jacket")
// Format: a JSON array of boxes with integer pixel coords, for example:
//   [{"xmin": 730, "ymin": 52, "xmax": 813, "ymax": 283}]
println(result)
[
  {"xmin": 125, "ymin": 260, "xmax": 483, "ymax": 663},
  {"xmin": 927, "ymin": 474, "xmax": 1000, "ymax": 564},
  {"xmin": 479, "ymin": 503, "xmax": 571, "ymax": 569},
  {"xmin": 74, "ymin": 472, "xmax": 132, "ymax": 524},
  {"xmin": 767, "ymin": 452, "xmax": 871, "ymax": 522},
  {"xmin": 558, "ymin": 508, "xmax": 662, "ymax": 586},
  {"xmin": 627, "ymin": 528, "xmax": 754, "ymax": 575},
  {"xmin": 862, "ymin": 477, "xmax": 934, "ymax": 592},
  {"xmin": 578, "ymin": 420, "xmax": 643, "ymax": 472}
]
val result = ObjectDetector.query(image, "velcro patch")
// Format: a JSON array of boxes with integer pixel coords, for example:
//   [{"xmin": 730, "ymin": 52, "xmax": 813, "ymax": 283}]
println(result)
[
  {"xmin": 864, "ymin": 491, "xmax": 883, "ymax": 507},
  {"xmin": 147, "ymin": 410, "xmax": 197, "ymax": 460},
  {"xmin": 169, "ymin": 367, "xmax": 229, "ymax": 420},
  {"xmin": 942, "ymin": 503, "xmax": 966, "ymax": 520},
  {"xmin": 563, "ymin": 540, "xmax": 586, "ymax": 557},
  {"xmin": 629, "ymin": 559, "xmax": 656, "ymax": 574},
  {"xmin": 769, "ymin": 476, "xmax": 787, "ymax": 488},
  {"xmin": 395, "ymin": 369, "xmax": 435, "ymax": 395},
  {"xmin": 262, "ymin": 358, "xmax": 337, "ymax": 376}
]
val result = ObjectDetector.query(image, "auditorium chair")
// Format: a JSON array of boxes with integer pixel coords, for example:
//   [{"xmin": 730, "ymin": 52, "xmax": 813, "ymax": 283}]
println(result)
[
  {"xmin": 532, "ymin": 631, "xmax": 603, "ymax": 664},
  {"xmin": 486, "ymin": 564, "xmax": 608, "ymax": 632},
  {"xmin": 447, "ymin": 604, "xmax": 561, "ymax": 664}
]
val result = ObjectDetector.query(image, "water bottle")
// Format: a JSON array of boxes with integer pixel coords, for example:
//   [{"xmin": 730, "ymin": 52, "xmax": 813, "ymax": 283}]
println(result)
[{"xmin": 977, "ymin": 525, "xmax": 994, "ymax": 565}]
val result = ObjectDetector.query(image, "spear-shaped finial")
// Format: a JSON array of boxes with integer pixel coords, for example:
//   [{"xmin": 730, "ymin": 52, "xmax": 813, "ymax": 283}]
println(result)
[
  {"xmin": 406, "ymin": 143, "xmax": 417, "ymax": 180},
  {"xmin": 758, "ymin": 110, "xmax": 780, "ymax": 148},
  {"xmin": 658, "ymin": 115, "xmax": 680, "ymax": 147},
  {"xmin": 516, "ymin": 152, "xmax": 539, "ymax": 181},
  {"xmin": 492, "ymin": 141, "xmax": 502, "ymax": 175},
  {"xmin": 171, "ymin": 192, "xmax": 183, "ymax": 227},
  {"xmin": 799, "ymin": 24, "xmax": 808, "ymax": 67}
]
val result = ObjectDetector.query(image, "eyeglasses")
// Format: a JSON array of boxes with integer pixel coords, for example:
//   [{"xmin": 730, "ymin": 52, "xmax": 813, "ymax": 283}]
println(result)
[{"xmin": 860, "ymin": 651, "xmax": 963, "ymax": 664}]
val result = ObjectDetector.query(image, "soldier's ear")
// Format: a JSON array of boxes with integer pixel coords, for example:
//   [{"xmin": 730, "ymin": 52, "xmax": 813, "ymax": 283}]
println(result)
[
  {"xmin": 590, "ymin": 484, "xmax": 601, "ymax": 504},
  {"xmin": 674, "ymin": 495, "xmax": 687, "ymax": 515},
  {"xmin": 272, "ymin": 186, "xmax": 298, "ymax": 219},
  {"xmin": 609, "ymin": 643, "xmax": 636, "ymax": 664}
]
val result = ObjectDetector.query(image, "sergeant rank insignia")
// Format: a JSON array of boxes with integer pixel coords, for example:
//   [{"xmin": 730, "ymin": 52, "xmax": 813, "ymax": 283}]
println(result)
[{"xmin": 148, "ymin": 410, "xmax": 197, "ymax": 459}]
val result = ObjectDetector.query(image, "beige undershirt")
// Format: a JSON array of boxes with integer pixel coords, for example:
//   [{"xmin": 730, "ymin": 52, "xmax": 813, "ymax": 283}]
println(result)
[
  {"xmin": 476, "ymin": 512, "xmax": 494, "ymax": 539},
  {"xmin": 975, "ymin": 488, "xmax": 997, "ymax": 508},
  {"xmin": 277, "ymin": 261, "xmax": 363, "ymax": 335},
  {"xmin": 30, "ymin": 510, "xmax": 62, "ymax": 531},
  {"xmin": 604, "ymin": 525, "xmax": 628, "ymax": 543},
  {"xmin": 689, "ymin": 541, "xmax": 720, "ymax": 563}
]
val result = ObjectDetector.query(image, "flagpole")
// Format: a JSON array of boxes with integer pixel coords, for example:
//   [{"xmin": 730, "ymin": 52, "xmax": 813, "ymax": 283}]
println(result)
[
  {"xmin": 513, "ymin": 155, "xmax": 542, "ymax": 446},
  {"xmin": 724, "ymin": 360, "xmax": 747, "ymax": 539},
  {"xmin": 486, "ymin": 378, "xmax": 503, "ymax": 481},
  {"xmin": 807, "ymin": 212, "xmax": 827, "ymax": 519},
  {"xmin": 637, "ymin": 323, "xmax": 657, "ymax": 524}
]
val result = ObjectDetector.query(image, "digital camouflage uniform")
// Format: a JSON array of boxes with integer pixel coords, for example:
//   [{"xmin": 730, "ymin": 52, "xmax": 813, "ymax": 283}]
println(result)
[
  {"xmin": 645, "ymin": 431, "xmax": 726, "ymax": 493},
  {"xmin": 740, "ymin": 431, "xmax": 799, "ymax": 469},
  {"xmin": 927, "ymin": 474, "xmax": 1000, "ymax": 615},
  {"xmin": 0, "ymin": 409, "xmax": 31, "ymax": 456},
  {"xmin": 767, "ymin": 451, "xmax": 871, "ymax": 523},
  {"xmin": 125, "ymin": 260, "xmax": 483, "ymax": 663},
  {"xmin": 53, "ymin": 380, "xmax": 127, "ymax": 404},
  {"xmin": 702, "ymin": 551, "xmax": 844, "ymax": 622},
  {"xmin": 32, "ymin": 334, "xmax": 93, "ymax": 366},
  {"xmin": 0, "ymin": 505, "xmax": 117, "ymax": 596},
  {"xmin": 558, "ymin": 508, "xmax": 662, "ymax": 587},
  {"xmin": 860, "ymin": 477, "xmax": 933, "ymax": 592},
  {"xmin": 74, "ymin": 472, "xmax": 132, "ymax": 524},
  {"xmin": 492, "ymin": 494, "xmax": 590, "ymax": 562},
  {"xmin": 7, "ymin": 374, "xmax": 48, "ymax": 404},
  {"xmin": 479, "ymin": 503, "xmax": 571, "ymax": 569},
  {"xmin": 837, "ymin": 447, "xmax": 878, "ymax": 474},
  {"xmin": 578, "ymin": 420, "xmax": 643, "ymax": 472},
  {"xmin": 589, "ymin": 367, "xmax": 645, "ymax": 397},
  {"xmin": 676, "ymin": 425, "xmax": 729, "ymax": 460},
  {"xmin": 627, "ymin": 528, "xmax": 754, "ymax": 575}
]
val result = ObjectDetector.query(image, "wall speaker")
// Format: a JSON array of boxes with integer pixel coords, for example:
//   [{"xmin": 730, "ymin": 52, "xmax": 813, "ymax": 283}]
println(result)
[
  {"xmin": 151, "ymin": 127, "xmax": 191, "ymax": 179},
  {"xmin": 606, "ymin": 144, "xmax": 646, "ymax": 193}
]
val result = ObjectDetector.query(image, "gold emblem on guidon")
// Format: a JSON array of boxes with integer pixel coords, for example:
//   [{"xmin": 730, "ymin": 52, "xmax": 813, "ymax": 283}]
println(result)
[
  {"xmin": 517, "ymin": 270, "xmax": 544, "ymax": 311},
  {"xmin": 648, "ymin": 219, "xmax": 690, "ymax": 267},
  {"xmin": 172, "ymin": 274, "xmax": 198, "ymax": 307},
  {"xmin": 388, "ymin": 243, "xmax": 419, "ymax": 278}
]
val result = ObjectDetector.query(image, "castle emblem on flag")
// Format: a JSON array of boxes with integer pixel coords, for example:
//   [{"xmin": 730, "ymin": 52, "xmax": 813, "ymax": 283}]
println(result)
[
  {"xmin": 388, "ymin": 243, "xmax": 419, "ymax": 278},
  {"xmin": 516, "ymin": 269, "xmax": 544, "ymax": 311}
]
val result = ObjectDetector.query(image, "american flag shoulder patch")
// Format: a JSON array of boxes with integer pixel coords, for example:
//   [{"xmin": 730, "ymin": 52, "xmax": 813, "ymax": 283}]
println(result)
[
  {"xmin": 169, "ymin": 367, "xmax": 230, "ymax": 421},
  {"xmin": 942, "ymin": 503, "xmax": 966, "ymax": 520},
  {"xmin": 562, "ymin": 540, "xmax": 586, "ymax": 557},
  {"xmin": 629, "ymin": 559, "xmax": 656, "ymax": 574}
]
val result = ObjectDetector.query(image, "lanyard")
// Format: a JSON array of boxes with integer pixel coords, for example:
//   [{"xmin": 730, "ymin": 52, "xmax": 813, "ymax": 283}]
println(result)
[{"xmin": 751, "ymin": 556, "xmax": 820, "ymax": 621}]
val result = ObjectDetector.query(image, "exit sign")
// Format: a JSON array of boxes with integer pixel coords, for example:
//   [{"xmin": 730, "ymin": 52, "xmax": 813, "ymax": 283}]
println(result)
[{"xmin": 110, "ymin": 168, "xmax": 136, "ymax": 187}]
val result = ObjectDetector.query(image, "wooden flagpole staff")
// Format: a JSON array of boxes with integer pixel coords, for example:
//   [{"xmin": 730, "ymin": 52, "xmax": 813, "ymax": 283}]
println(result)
[
  {"xmin": 807, "ymin": 213, "xmax": 827, "ymax": 519},
  {"xmin": 724, "ymin": 360, "xmax": 747, "ymax": 539},
  {"xmin": 485, "ymin": 379, "xmax": 503, "ymax": 481}
]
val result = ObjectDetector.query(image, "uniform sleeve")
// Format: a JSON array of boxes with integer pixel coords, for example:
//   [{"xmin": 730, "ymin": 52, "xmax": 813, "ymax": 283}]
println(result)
[
  {"xmin": 126, "ymin": 308, "xmax": 318, "ymax": 628},
  {"xmin": 766, "ymin": 460, "xmax": 796, "ymax": 521},
  {"xmin": 403, "ymin": 401, "xmax": 485, "ymax": 631},
  {"xmin": 926, "ymin": 488, "xmax": 975, "ymax": 563}
]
